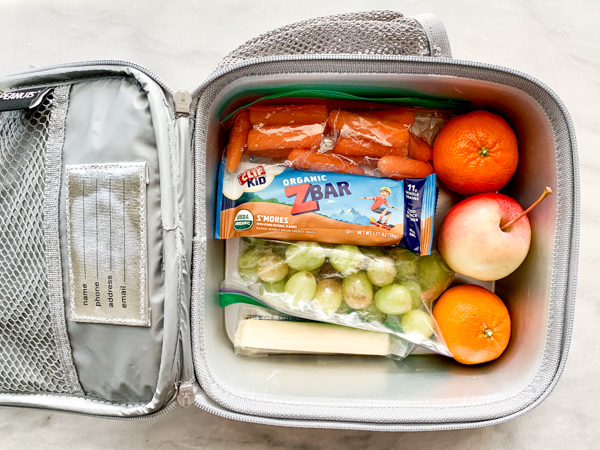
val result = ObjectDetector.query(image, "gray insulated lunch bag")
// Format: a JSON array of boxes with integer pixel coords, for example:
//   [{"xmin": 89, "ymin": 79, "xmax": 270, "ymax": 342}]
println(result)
[{"xmin": 0, "ymin": 11, "xmax": 578, "ymax": 431}]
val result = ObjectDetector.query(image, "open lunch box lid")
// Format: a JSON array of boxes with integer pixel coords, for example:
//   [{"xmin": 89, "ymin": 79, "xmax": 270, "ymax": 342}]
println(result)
[{"xmin": 0, "ymin": 11, "xmax": 578, "ymax": 431}]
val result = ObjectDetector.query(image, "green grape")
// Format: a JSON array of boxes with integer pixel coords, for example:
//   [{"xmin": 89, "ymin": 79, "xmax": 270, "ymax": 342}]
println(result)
[
  {"xmin": 241, "ymin": 237, "xmax": 264, "ymax": 248},
  {"xmin": 263, "ymin": 239, "xmax": 289, "ymax": 257},
  {"xmin": 260, "ymin": 278, "xmax": 287, "ymax": 294},
  {"xmin": 388, "ymin": 247, "xmax": 417, "ymax": 262},
  {"xmin": 257, "ymin": 254, "xmax": 288, "ymax": 282},
  {"xmin": 366, "ymin": 256, "xmax": 396, "ymax": 287},
  {"xmin": 384, "ymin": 314, "xmax": 403, "ymax": 333},
  {"xmin": 316, "ymin": 261, "xmax": 343, "ymax": 281},
  {"xmin": 401, "ymin": 309, "xmax": 435, "ymax": 339},
  {"xmin": 388, "ymin": 247, "xmax": 418, "ymax": 282},
  {"xmin": 355, "ymin": 302, "xmax": 387, "ymax": 323},
  {"xmin": 416, "ymin": 251, "xmax": 453, "ymax": 295},
  {"xmin": 401, "ymin": 280, "xmax": 423, "ymax": 309},
  {"xmin": 319, "ymin": 242, "xmax": 335, "ymax": 255},
  {"xmin": 337, "ymin": 300, "xmax": 352, "ymax": 315},
  {"xmin": 374, "ymin": 284, "xmax": 412, "ymax": 315},
  {"xmin": 285, "ymin": 271, "xmax": 317, "ymax": 306},
  {"xmin": 394, "ymin": 260, "xmax": 417, "ymax": 283},
  {"xmin": 310, "ymin": 267, "xmax": 322, "ymax": 279},
  {"xmin": 312, "ymin": 279, "xmax": 343, "ymax": 314},
  {"xmin": 285, "ymin": 241, "xmax": 326, "ymax": 271},
  {"xmin": 237, "ymin": 248, "xmax": 267, "ymax": 282},
  {"xmin": 342, "ymin": 271, "xmax": 373, "ymax": 309},
  {"xmin": 329, "ymin": 245, "xmax": 364, "ymax": 275},
  {"xmin": 361, "ymin": 246, "xmax": 386, "ymax": 259}
]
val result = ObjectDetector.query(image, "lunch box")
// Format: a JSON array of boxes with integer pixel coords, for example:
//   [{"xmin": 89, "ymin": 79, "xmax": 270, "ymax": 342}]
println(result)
[{"xmin": 0, "ymin": 11, "xmax": 578, "ymax": 431}]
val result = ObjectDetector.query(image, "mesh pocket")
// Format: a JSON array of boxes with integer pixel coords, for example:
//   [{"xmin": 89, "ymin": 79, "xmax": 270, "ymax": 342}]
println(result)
[
  {"xmin": 0, "ymin": 92, "xmax": 77, "ymax": 394},
  {"xmin": 215, "ymin": 11, "xmax": 430, "ymax": 73}
]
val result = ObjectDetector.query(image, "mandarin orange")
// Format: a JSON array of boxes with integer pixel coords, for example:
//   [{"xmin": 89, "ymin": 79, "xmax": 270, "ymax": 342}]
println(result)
[
  {"xmin": 433, "ymin": 110, "xmax": 518, "ymax": 195},
  {"xmin": 433, "ymin": 284, "xmax": 511, "ymax": 365}
]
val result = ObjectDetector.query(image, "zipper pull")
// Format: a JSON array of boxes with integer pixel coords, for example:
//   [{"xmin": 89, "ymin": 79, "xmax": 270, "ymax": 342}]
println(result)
[
  {"xmin": 176, "ymin": 382, "xmax": 195, "ymax": 408},
  {"xmin": 174, "ymin": 89, "xmax": 192, "ymax": 115}
]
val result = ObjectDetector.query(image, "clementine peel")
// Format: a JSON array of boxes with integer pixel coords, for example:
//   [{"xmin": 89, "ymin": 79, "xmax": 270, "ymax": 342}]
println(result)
[
  {"xmin": 433, "ymin": 110, "xmax": 518, "ymax": 195},
  {"xmin": 433, "ymin": 284, "xmax": 511, "ymax": 365}
]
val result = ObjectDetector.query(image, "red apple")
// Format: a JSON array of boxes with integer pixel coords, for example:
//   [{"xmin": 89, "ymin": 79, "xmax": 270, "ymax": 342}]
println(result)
[{"xmin": 438, "ymin": 192, "xmax": 533, "ymax": 281}]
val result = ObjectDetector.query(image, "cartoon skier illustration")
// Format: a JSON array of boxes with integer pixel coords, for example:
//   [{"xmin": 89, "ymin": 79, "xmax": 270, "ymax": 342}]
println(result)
[{"xmin": 360, "ymin": 187, "xmax": 400, "ymax": 228}]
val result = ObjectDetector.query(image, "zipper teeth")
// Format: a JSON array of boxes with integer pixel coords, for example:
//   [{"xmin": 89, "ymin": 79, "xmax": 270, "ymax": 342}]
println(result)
[
  {"xmin": 7, "ymin": 60, "xmax": 175, "ymax": 97},
  {"xmin": 190, "ymin": 54, "xmax": 437, "ymax": 97},
  {"xmin": 190, "ymin": 398, "xmax": 481, "ymax": 432},
  {"xmin": 0, "ymin": 397, "xmax": 178, "ymax": 421},
  {"xmin": 189, "ymin": 52, "xmax": 558, "ymax": 99}
]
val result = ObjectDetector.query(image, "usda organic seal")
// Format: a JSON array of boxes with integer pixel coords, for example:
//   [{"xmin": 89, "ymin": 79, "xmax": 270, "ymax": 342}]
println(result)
[{"xmin": 233, "ymin": 209, "xmax": 254, "ymax": 231}]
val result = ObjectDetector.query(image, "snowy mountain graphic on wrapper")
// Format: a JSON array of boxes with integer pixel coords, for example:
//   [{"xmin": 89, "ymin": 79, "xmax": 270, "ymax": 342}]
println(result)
[{"xmin": 330, "ymin": 207, "xmax": 372, "ymax": 225}]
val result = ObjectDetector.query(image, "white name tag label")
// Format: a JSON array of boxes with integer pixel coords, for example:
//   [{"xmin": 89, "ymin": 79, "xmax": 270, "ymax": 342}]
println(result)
[{"xmin": 66, "ymin": 163, "xmax": 150, "ymax": 327}]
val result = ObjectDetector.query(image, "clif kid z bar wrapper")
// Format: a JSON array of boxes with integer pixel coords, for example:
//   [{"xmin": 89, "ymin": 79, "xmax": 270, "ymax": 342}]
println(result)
[{"xmin": 216, "ymin": 161, "xmax": 438, "ymax": 254}]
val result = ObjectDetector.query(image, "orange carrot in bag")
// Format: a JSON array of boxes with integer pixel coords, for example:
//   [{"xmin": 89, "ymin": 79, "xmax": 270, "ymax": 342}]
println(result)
[
  {"xmin": 247, "ymin": 148, "xmax": 293, "ymax": 160},
  {"xmin": 338, "ymin": 155, "xmax": 380, "ymax": 168},
  {"xmin": 328, "ymin": 110, "xmax": 410, "ymax": 148},
  {"xmin": 333, "ymin": 136, "xmax": 408, "ymax": 158},
  {"xmin": 247, "ymin": 124, "xmax": 324, "ymax": 151},
  {"xmin": 225, "ymin": 110, "xmax": 251, "ymax": 173},
  {"xmin": 408, "ymin": 133, "xmax": 433, "ymax": 162},
  {"xmin": 288, "ymin": 149, "xmax": 365, "ymax": 175},
  {"xmin": 366, "ymin": 109, "xmax": 415, "ymax": 128},
  {"xmin": 249, "ymin": 104, "xmax": 329, "ymax": 126},
  {"xmin": 378, "ymin": 156, "xmax": 435, "ymax": 180}
]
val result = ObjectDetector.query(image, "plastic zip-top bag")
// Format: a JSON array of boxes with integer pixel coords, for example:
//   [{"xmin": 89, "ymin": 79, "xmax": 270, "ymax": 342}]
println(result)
[
  {"xmin": 221, "ymin": 237, "xmax": 454, "ymax": 356},
  {"xmin": 232, "ymin": 303, "xmax": 412, "ymax": 359},
  {"xmin": 221, "ymin": 95, "xmax": 459, "ymax": 180}
]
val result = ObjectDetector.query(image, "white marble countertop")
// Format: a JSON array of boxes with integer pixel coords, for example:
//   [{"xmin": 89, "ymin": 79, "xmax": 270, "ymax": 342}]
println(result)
[{"xmin": 0, "ymin": 0, "xmax": 597, "ymax": 448}]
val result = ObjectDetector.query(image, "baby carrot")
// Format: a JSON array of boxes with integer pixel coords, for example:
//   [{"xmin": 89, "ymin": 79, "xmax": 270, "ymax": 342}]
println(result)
[
  {"xmin": 247, "ymin": 124, "xmax": 324, "ymax": 151},
  {"xmin": 288, "ymin": 149, "xmax": 365, "ymax": 175},
  {"xmin": 338, "ymin": 155, "xmax": 380, "ymax": 168},
  {"xmin": 249, "ymin": 104, "xmax": 329, "ymax": 126},
  {"xmin": 333, "ymin": 136, "xmax": 408, "ymax": 158},
  {"xmin": 366, "ymin": 109, "xmax": 415, "ymax": 128},
  {"xmin": 225, "ymin": 110, "xmax": 251, "ymax": 173},
  {"xmin": 378, "ymin": 156, "xmax": 434, "ymax": 180},
  {"xmin": 328, "ymin": 110, "xmax": 410, "ymax": 148},
  {"xmin": 247, "ymin": 148, "xmax": 293, "ymax": 160},
  {"xmin": 407, "ymin": 133, "xmax": 433, "ymax": 162}
]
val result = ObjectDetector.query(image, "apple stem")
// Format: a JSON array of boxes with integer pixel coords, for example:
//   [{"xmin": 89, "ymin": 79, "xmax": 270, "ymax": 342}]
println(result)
[{"xmin": 500, "ymin": 187, "xmax": 553, "ymax": 231}]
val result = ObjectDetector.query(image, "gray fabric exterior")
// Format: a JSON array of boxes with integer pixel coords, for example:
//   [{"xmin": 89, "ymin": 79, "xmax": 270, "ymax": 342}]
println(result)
[
  {"xmin": 190, "ymin": 56, "xmax": 578, "ymax": 429},
  {"xmin": 213, "ymin": 11, "xmax": 432, "ymax": 74},
  {"xmin": 44, "ymin": 84, "xmax": 84, "ymax": 395},
  {"xmin": 412, "ymin": 13, "xmax": 453, "ymax": 58}
]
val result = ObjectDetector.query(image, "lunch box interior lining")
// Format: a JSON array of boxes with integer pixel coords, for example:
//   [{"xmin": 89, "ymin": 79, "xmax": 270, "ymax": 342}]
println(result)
[
  {"xmin": 0, "ymin": 68, "xmax": 187, "ymax": 417},
  {"xmin": 59, "ymin": 77, "xmax": 165, "ymax": 403},
  {"xmin": 190, "ymin": 57, "xmax": 576, "ymax": 424}
]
